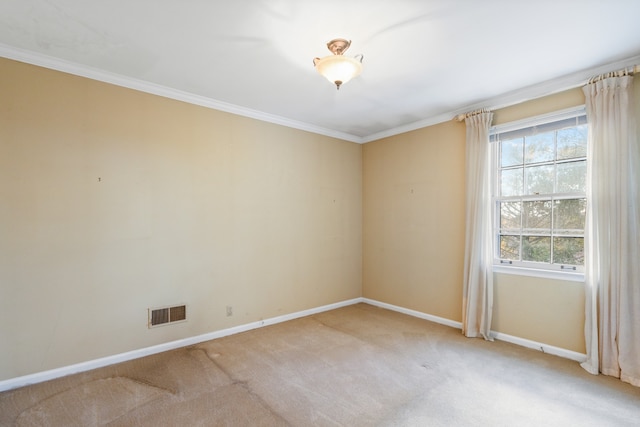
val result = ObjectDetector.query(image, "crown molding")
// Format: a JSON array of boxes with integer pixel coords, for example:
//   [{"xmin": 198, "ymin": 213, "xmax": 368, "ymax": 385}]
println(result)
[
  {"xmin": 2, "ymin": 43, "xmax": 638, "ymax": 145},
  {"xmin": 0, "ymin": 43, "xmax": 363, "ymax": 143},
  {"xmin": 362, "ymin": 53, "xmax": 640, "ymax": 143}
]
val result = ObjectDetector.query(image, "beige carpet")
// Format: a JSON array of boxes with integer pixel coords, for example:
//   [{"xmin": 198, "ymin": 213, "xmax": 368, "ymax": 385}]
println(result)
[{"xmin": 1, "ymin": 303, "xmax": 639, "ymax": 426}]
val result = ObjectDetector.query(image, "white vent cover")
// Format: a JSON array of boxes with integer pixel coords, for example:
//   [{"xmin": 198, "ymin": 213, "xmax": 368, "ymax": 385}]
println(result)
[{"xmin": 148, "ymin": 304, "xmax": 187, "ymax": 328}]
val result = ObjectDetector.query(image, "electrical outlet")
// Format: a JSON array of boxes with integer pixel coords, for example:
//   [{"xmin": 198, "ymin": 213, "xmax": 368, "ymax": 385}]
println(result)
[{"xmin": 226, "ymin": 306, "xmax": 233, "ymax": 317}]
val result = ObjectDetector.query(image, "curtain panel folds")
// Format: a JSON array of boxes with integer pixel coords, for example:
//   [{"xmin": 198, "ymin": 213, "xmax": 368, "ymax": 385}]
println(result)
[
  {"xmin": 462, "ymin": 111, "xmax": 494, "ymax": 340},
  {"xmin": 582, "ymin": 73, "xmax": 640, "ymax": 387}
]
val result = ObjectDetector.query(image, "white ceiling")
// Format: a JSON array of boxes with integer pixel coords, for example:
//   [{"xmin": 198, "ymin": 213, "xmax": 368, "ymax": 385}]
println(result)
[{"xmin": 1, "ymin": 0, "xmax": 640, "ymax": 143}]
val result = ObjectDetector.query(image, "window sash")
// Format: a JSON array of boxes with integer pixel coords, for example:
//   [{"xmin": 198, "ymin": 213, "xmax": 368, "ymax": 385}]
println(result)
[{"xmin": 491, "ymin": 107, "xmax": 586, "ymax": 273}]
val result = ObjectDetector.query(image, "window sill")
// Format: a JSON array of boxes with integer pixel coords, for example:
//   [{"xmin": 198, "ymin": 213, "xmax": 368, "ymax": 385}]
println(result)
[{"xmin": 493, "ymin": 265, "xmax": 584, "ymax": 282}]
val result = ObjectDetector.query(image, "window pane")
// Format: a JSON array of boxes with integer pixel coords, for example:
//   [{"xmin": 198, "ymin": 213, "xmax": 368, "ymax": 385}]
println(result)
[
  {"xmin": 557, "ymin": 160, "xmax": 586, "ymax": 193},
  {"xmin": 557, "ymin": 125, "xmax": 587, "ymax": 160},
  {"xmin": 553, "ymin": 198, "xmax": 586, "ymax": 232},
  {"xmin": 525, "ymin": 164, "xmax": 554, "ymax": 195},
  {"xmin": 501, "ymin": 168, "xmax": 523, "ymax": 196},
  {"xmin": 500, "ymin": 201, "xmax": 521, "ymax": 231},
  {"xmin": 501, "ymin": 138, "xmax": 524, "ymax": 167},
  {"xmin": 522, "ymin": 236, "xmax": 551, "ymax": 263},
  {"xmin": 493, "ymin": 114, "xmax": 587, "ymax": 272},
  {"xmin": 523, "ymin": 200, "xmax": 551, "ymax": 232},
  {"xmin": 500, "ymin": 235, "xmax": 520, "ymax": 260},
  {"xmin": 553, "ymin": 237, "xmax": 584, "ymax": 265},
  {"xmin": 525, "ymin": 132, "xmax": 554, "ymax": 164}
]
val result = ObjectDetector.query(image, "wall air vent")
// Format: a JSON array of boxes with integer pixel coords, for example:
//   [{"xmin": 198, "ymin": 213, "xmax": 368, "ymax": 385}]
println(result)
[{"xmin": 148, "ymin": 304, "xmax": 187, "ymax": 328}]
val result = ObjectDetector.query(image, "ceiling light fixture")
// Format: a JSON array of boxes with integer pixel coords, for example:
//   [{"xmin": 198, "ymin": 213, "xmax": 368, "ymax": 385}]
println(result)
[{"xmin": 313, "ymin": 39, "xmax": 363, "ymax": 90}]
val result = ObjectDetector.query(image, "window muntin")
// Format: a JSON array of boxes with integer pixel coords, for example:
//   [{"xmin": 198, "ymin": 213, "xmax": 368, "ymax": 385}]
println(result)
[{"xmin": 492, "ymin": 110, "xmax": 587, "ymax": 272}]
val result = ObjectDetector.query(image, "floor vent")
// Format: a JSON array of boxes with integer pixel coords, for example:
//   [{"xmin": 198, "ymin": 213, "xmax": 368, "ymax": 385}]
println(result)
[{"xmin": 148, "ymin": 304, "xmax": 187, "ymax": 328}]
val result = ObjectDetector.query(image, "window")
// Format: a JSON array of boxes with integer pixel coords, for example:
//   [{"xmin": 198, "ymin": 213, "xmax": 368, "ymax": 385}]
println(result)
[{"xmin": 491, "ymin": 108, "xmax": 587, "ymax": 274}]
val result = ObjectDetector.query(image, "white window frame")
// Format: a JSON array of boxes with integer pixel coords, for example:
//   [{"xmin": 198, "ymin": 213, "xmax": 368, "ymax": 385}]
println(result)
[{"xmin": 490, "ymin": 106, "xmax": 587, "ymax": 281}]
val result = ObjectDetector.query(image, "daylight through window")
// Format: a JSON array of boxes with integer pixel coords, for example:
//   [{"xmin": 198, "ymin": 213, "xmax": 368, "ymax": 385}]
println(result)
[{"xmin": 491, "ymin": 109, "xmax": 587, "ymax": 272}]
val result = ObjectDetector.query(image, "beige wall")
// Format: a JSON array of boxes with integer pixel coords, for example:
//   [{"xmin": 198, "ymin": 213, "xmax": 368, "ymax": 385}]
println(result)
[
  {"xmin": 363, "ymin": 88, "xmax": 591, "ymax": 353},
  {"xmin": 362, "ymin": 121, "xmax": 466, "ymax": 321},
  {"xmin": 492, "ymin": 274, "xmax": 585, "ymax": 351},
  {"xmin": 0, "ymin": 58, "xmax": 362, "ymax": 380}
]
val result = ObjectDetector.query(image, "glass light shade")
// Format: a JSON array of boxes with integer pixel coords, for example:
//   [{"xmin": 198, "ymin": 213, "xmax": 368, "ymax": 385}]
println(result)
[{"xmin": 314, "ymin": 55, "xmax": 362, "ymax": 88}]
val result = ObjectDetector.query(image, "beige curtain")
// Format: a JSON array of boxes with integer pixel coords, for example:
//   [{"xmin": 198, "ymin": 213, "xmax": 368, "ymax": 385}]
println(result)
[
  {"xmin": 462, "ymin": 111, "xmax": 494, "ymax": 340},
  {"xmin": 582, "ymin": 72, "xmax": 640, "ymax": 386}
]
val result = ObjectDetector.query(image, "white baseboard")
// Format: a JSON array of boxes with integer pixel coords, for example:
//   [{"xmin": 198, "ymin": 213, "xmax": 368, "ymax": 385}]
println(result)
[
  {"xmin": 0, "ymin": 298, "xmax": 364, "ymax": 392},
  {"xmin": 0, "ymin": 297, "xmax": 586, "ymax": 392},
  {"xmin": 490, "ymin": 331, "xmax": 587, "ymax": 362},
  {"xmin": 361, "ymin": 298, "xmax": 463, "ymax": 329},
  {"xmin": 362, "ymin": 298, "xmax": 586, "ymax": 363}
]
